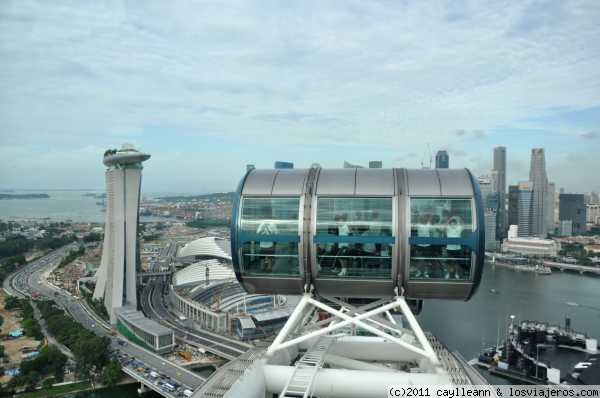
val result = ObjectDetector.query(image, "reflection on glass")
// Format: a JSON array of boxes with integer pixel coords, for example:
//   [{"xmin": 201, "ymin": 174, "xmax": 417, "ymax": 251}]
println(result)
[
  {"xmin": 316, "ymin": 197, "xmax": 393, "ymax": 236},
  {"xmin": 241, "ymin": 242, "xmax": 300, "ymax": 276},
  {"xmin": 409, "ymin": 198, "xmax": 473, "ymax": 281},
  {"xmin": 315, "ymin": 197, "xmax": 393, "ymax": 279},
  {"xmin": 316, "ymin": 243, "xmax": 392, "ymax": 279},
  {"xmin": 241, "ymin": 197, "xmax": 300, "ymax": 234},
  {"xmin": 240, "ymin": 197, "xmax": 300, "ymax": 276}
]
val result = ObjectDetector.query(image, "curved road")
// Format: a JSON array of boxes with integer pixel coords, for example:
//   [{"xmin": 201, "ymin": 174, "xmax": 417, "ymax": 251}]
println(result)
[
  {"xmin": 3, "ymin": 246, "xmax": 205, "ymax": 391},
  {"xmin": 141, "ymin": 279, "xmax": 250, "ymax": 360}
]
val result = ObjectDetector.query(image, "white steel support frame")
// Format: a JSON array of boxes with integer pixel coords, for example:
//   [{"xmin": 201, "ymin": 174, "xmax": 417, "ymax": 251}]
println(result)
[{"xmin": 267, "ymin": 294, "xmax": 439, "ymax": 365}]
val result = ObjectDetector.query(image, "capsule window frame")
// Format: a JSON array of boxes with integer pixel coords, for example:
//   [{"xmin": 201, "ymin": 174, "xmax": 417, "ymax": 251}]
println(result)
[
  {"xmin": 237, "ymin": 196, "xmax": 303, "ymax": 277},
  {"xmin": 406, "ymin": 197, "xmax": 477, "ymax": 282},
  {"xmin": 311, "ymin": 196, "xmax": 397, "ymax": 280}
]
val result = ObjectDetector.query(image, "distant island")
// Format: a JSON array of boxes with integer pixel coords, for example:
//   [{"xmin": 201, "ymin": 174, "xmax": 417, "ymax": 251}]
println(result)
[
  {"xmin": 0, "ymin": 193, "xmax": 49, "ymax": 200},
  {"xmin": 82, "ymin": 193, "xmax": 106, "ymax": 198}
]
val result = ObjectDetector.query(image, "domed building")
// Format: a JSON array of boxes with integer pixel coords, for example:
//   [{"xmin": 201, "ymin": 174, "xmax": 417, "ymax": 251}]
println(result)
[{"xmin": 170, "ymin": 237, "xmax": 291, "ymax": 340}]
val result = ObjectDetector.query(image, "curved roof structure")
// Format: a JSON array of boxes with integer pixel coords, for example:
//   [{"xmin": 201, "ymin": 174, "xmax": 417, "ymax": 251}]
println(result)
[
  {"xmin": 173, "ymin": 259, "xmax": 235, "ymax": 287},
  {"xmin": 103, "ymin": 145, "xmax": 150, "ymax": 167},
  {"xmin": 177, "ymin": 237, "xmax": 232, "ymax": 261}
]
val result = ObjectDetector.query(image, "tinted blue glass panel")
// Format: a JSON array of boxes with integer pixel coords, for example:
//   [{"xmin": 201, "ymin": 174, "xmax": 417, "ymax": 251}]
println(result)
[
  {"xmin": 409, "ymin": 198, "xmax": 474, "ymax": 280},
  {"xmin": 315, "ymin": 197, "xmax": 393, "ymax": 279},
  {"xmin": 239, "ymin": 197, "xmax": 300, "ymax": 276}
]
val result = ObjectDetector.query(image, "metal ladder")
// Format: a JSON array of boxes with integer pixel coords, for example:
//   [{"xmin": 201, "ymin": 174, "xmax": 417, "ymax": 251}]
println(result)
[{"xmin": 279, "ymin": 336, "xmax": 334, "ymax": 398}]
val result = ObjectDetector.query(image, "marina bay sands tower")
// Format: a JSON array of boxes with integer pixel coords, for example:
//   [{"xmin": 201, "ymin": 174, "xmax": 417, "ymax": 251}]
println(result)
[{"xmin": 93, "ymin": 144, "xmax": 150, "ymax": 324}]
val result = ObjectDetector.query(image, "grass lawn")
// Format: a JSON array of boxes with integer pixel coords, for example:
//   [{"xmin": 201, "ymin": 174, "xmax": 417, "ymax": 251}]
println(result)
[{"xmin": 17, "ymin": 381, "xmax": 91, "ymax": 398}]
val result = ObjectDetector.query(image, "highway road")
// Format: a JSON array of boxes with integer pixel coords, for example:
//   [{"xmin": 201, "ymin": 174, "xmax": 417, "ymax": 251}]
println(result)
[
  {"xmin": 141, "ymin": 279, "xmax": 250, "ymax": 360},
  {"xmin": 141, "ymin": 239, "xmax": 251, "ymax": 360},
  {"xmin": 3, "ymin": 246, "xmax": 206, "ymax": 392}
]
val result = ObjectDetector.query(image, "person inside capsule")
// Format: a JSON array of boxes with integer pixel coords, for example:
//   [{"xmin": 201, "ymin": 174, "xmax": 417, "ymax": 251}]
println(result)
[
  {"xmin": 444, "ymin": 216, "xmax": 464, "ymax": 279},
  {"xmin": 256, "ymin": 204, "xmax": 278, "ymax": 273},
  {"xmin": 411, "ymin": 212, "xmax": 433, "ymax": 278},
  {"xmin": 409, "ymin": 198, "xmax": 473, "ymax": 281}
]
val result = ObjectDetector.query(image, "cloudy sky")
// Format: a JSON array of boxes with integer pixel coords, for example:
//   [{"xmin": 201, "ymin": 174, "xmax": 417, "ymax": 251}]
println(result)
[{"xmin": 1, "ymin": 1, "xmax": 599, "ymax": 193}]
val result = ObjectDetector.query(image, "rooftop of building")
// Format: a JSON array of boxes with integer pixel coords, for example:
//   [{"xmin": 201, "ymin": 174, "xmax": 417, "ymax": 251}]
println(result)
[
  {"xmin": 117, "ymin": 306, "xmax": 172, "ymax": 337},
  {"xmin": 177, "ymin": 236, "xmax": 231, "ymax": 261},
  {"xmin": 504, "ymin": 237, "xmax": 557, "ymax": 246},
  {"xmin": 102, "ymin": 144, "xmax": 150, "ymax": 167},
  {"xmin": 173, "ymin": 259, "xmax": 235, "ymax": 287}
]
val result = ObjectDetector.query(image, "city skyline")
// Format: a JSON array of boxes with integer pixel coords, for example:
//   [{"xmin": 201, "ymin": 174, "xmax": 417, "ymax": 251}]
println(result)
[{"xmin": 1, "ymin": 1, "xmax": 600, "ymax": 193}]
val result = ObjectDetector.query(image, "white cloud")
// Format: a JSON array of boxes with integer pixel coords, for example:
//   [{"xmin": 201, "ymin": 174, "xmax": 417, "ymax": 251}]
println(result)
[{"xmin": 0, "ymin": 1, "xmax": 599, "ymax": 191}]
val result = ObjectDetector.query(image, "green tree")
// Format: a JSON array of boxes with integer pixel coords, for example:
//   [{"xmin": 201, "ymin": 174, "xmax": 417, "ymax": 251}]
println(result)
[
  {"xmin": 4, "ymin": 296, "xmax": 22, "ymax": 310},
  {"xmin": 21, "ymin": 316, "xmax": 43, "ymax": 340},
  {"xmin": 83, "ymin": 233, "xmax": 102, "ymax": 243},
  {"xmin": 99, "ymin": 360, "xmax": 123, "ymax": 386},
  {"xmin": 23, "ymin": 370, "xmax": 41, "ymax": 391},
  {"xmin": 73, "ymin": 335, "xmax": 110, "ymax": 380},
  {"xmin": 42, "ymin": 377, "xmax": 54, "ymax": 392}
]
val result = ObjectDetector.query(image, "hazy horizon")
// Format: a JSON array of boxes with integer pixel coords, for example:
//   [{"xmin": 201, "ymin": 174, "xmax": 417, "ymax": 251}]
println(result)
[{"xmin": 1, "ymin": 1, "xmax": 600, "ymax": 193}]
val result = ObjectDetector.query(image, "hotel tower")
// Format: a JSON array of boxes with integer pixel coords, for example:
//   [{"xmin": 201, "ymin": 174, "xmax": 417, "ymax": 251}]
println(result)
[{"xmin": 93, "ymin": 144, "xmax": 150, "ymax": 324}]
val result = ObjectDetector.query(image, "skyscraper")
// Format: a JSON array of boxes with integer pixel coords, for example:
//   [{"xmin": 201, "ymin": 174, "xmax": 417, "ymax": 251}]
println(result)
[
  {"xmin": 93, "ymin": 144, "xmax": 150, "ymax": 324},
  {"xmin": 492, "ymin": 146, "xmax": 507, "ymax": 239},
  {"xmin": 508, "ymin": 184, "xmax": 520, "ymax": 227},
  {"xmin": 246, "ymin": 164, "xmax": 255, "ymax": 172},
  {"xmin": 559, "ymin": 193, "xmax": 586, "ymax": 235},
  {"xmin": 517, "ymin": 181, "xmax": 534, "ymax": 237},
  {"xmin": 435, "ymin": 150, "xmax": 449, "ymax": 168},
  {"xmin": 368, "ymin": 161, "xmax": 383, "ymax": 169},
  {"xmin": 546, "ymin": 182, "xmax": 556, "ymax": 233},
  {"xmin": 478, "ymin": 176, "xmax": 497, "ymax": 251},
  {"xmin": 529, "ymin": 148, "xmax": 548, "ymax": 237}
]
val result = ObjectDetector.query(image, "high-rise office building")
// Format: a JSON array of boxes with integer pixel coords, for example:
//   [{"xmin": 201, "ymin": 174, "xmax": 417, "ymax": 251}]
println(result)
[
  {"xmin": 517, "ymin": 181, "xmax": 534, "ymax": 237},
  {"xmin": 508, "ymin": 185, "xmax": 520, "ymax": 227},
  {"xmin": 492, "ymin": 146, "xmax": 507, "ymax": 239},
  {"xmin": 484, "ymin": 211, "xmax": 497, "ymax": 251},
  {"xmin": 478, "ymin": 176, "xmax": 497, "ymax": 251},
  {"xmin": 529, "ymin": 148, "xmax": 548, "ymax": 237},
  {"xmin": 94, "ymin": 144, "xmax": 150, "ymax": 324},
  {"xmin": 559, "ymin": 193, "xmax": 586, "ymax": 235},
  {"xmin": 274, "ymin": 161, "xmax": 294, "ymax": 169},
  {"xmin": 369, "ymin": 161, "xmax": 383, "ymax": 169},
  {"xmin": 559, "ymin": 220, "xmax": 573, "ymax": 237},
  {"xmin": 435, "ymin": 150, "xmax": 449, "ymax": 169},
  {"xmin": 587, "ymin": 204, "xmax": 600, "ymax": 225},
  {"xmin": 546, "ymin": 182, "xmax": 556, "ymax": 233}
]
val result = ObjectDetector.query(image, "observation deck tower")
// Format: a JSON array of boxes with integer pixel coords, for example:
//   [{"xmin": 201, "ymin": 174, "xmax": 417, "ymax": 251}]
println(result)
[{"xmin": 93, "ymin": 144, "xmax": 150, "ymax": 324}]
